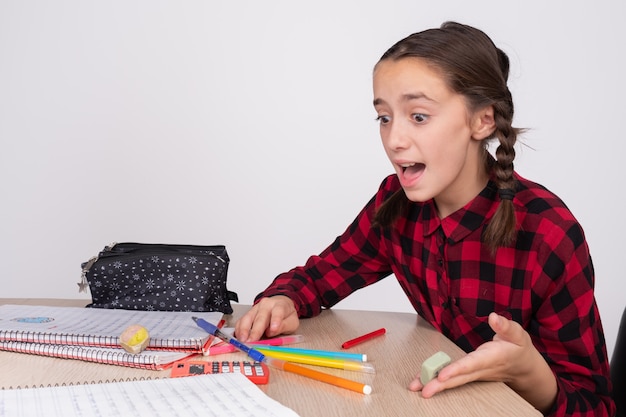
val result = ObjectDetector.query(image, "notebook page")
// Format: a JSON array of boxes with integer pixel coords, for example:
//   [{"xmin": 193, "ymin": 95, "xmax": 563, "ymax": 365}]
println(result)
[{"xmin": 0, "ymin": 373, "xmax": 301, "ymax": 417}]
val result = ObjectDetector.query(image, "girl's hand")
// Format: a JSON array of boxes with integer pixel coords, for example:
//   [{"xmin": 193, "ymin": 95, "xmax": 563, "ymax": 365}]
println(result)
[
  {"xmin": 234, "ymin": 295, "xmax": 299, "ymax": 343},
  {"xmin": 409, "ymin": 312, "xmax": 557, "ymax": 413}
]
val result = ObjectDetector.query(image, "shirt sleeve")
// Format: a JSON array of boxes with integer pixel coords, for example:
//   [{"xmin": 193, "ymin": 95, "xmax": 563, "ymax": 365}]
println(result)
[
  {"xmin": 531, "ymin": 222, "xmax": 614, "ymax": 417},
  {"xmin": 254, "ymin": 177, "xmax": 396, "ymax": 318}
]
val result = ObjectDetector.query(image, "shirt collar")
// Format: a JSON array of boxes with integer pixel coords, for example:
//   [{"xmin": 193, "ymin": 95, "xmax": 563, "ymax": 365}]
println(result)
[{"xmin": 421, "ymin": 181, "xmax": 498, "ymax": 243}]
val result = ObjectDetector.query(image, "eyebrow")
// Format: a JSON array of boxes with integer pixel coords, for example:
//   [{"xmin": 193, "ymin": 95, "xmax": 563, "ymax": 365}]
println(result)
[{"xmin": 373, "ymin": 92, "xmax": 436, "ymax": 107}]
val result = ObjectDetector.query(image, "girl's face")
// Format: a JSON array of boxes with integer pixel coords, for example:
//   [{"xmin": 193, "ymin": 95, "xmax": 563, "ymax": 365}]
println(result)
[{"xmin": 373, "ymin": 57, "xmax": 494, "ymax": 218}]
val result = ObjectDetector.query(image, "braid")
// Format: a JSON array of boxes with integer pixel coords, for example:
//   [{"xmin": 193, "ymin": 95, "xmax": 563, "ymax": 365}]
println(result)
[
  {"xmin": 372, "ymin": 189, "xmax": 409, "ymax": 229},
  {"xmin": 482, "ymin": 93, "xmax": 521, "ymax": 250}
]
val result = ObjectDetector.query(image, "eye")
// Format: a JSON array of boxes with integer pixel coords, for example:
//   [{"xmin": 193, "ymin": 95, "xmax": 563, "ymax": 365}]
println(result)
[
  {"xmin": 375, "ymin": 115, "xmax": 391, "ymax": 125},
  {"xmin": 412, "ymin": 113, "xmax": 428, "ymax": 123}
]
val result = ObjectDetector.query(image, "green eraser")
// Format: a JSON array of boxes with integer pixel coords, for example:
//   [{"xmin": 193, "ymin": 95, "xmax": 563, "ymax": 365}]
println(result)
[{"xmin": 420, "ymin": 351, "xmax": 452, "ymax": 385}]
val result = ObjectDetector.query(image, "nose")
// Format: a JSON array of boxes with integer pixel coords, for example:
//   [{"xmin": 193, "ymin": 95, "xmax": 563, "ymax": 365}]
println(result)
[{"xmin": 382, "ymin": 119, "xmax": 411, "ymax": 151}]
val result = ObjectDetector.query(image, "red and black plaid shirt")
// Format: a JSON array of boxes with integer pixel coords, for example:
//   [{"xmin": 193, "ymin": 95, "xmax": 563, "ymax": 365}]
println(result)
[{"xmin": 257, "ymin": 173, "xmax": 614, "ymax": 416}]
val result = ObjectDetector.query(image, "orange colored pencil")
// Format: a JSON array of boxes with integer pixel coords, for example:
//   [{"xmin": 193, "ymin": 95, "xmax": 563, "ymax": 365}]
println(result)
[{"xmin": 265, "ymin": 357, "xmax": 372, "ymax": 394}]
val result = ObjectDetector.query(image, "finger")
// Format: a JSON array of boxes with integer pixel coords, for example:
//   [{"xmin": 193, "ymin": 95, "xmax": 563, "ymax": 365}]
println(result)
[
  {"xmin": 435, "ymin": 351, "xmax": 485, "ymax": 382},
  {"xmin": 264, "ymin": 308, "xmax": 289, "ymax": 338},
  {"xmin": 489, "ymin": 312, "xmax": 507, "ymax": 335},
  {"xmin": 422, "ymin": 350, "xmax": 499, "ymax": 397},
  {"xmin": 246, "ymin": 308, "xmax": 274, "ymax": 342},
  {"xmin": 234, "ymin": 307, "xmax": 260, "ymax": 342},
  {"xmin": 266, "ymin": 322, "xmax": 281, "ymax": 336},
  {"xmin": 488, "ymin": 312, "xmax": 525, "ymax": 346},
  {"xmin": 422, "ymin": 364, "xmax": 485, "ymax": 397},
  {"xmin": 410, "ymin": 360, "xmax": 482, "ymax": 397},
  {"xmin": 408, "ymin": 374, "xmax": 424, "ymax": 392}
]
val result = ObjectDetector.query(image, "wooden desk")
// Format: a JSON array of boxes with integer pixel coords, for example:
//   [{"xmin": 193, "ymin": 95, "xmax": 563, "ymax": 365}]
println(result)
[{"xmin": 0, "ymin": 298, "xmax": 540, "ymax": 417}]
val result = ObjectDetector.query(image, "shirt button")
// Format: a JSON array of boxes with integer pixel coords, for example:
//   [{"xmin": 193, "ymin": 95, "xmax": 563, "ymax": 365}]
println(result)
[
  {"xmin": 442, "ymin": 300, "xmax": 449, "ymax": 309},
  {"xmin": 438, "ymin": 259, "xmax": 443, "ymax": 267}
]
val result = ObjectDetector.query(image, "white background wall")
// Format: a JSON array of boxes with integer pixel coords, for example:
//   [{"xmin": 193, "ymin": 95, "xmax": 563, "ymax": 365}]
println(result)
[{"xmin": 1, "ymin": 0, "xmax": 624, "ymax": 358}]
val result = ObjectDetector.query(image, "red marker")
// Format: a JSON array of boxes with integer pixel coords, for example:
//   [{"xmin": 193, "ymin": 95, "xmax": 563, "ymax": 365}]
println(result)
[
  {"xmin": 202, "ymin": 318, "xmax": 226, "ymax": 353},
  {"xmin": 341, "ymin": 328, "xmax": 386, "ymax": 349}
]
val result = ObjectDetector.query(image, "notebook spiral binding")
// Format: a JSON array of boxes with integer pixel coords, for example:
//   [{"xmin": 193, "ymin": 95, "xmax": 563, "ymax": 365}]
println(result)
[{"xmin": 3, "ymin": 331, "xmax": 201, "ymax": 351}]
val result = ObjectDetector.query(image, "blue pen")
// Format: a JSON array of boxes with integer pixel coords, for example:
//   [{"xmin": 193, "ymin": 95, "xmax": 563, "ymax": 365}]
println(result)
[{"xmin": 192, "ymin": 317, "xmax": 265, "ymax": 362}]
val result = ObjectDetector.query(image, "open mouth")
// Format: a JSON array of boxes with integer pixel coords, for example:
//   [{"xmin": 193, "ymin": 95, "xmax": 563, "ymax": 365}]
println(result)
[
  {"xmin": 398, "ymin": 162, "xmax": 425, "ymax": 185},
  {"xmin": 400, "ymin": 162, "xmax": 425, "ymax": 175}
]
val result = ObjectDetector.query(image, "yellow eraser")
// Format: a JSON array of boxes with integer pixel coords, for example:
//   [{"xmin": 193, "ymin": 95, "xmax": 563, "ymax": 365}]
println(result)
[
  {"xmin": 420, "ymin": 351, "xmax": 451, "ymax": 385},
  {"xmin": 120, "ymin": 324, "xmax": 150, "ymax": 354}
]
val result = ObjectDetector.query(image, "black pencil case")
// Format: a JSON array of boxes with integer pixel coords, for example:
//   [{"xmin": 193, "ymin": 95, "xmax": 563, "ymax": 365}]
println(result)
[{"xmin": 78, "ymin": 242, "xmax": 238, "ymax": 313}]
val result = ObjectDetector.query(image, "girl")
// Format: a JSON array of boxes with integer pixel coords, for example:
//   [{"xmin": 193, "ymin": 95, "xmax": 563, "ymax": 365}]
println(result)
[{"xmin": 235, "ymin": 22, "xmax": 614, "ymax": 416}]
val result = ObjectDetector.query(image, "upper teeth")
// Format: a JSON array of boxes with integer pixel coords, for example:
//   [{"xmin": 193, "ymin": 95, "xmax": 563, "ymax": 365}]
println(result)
[{"xmin": 400, "ymin": 163, "xmax": 416, "ymax": 168}]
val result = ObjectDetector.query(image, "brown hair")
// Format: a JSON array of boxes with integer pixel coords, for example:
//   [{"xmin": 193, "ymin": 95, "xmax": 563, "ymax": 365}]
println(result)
[{"xmin": 372, "ymin": 21, "xmax": 520, "ymax": 250}]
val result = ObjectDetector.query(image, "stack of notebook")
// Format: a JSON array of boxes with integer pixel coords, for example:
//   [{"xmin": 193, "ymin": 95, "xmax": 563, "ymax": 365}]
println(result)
[{"xmin": 0, "ymin": 304, "xmax": 223, "ymax": 370}]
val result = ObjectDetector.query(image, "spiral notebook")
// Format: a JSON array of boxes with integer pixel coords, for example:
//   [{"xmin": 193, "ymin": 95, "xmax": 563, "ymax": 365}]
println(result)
[
  {"xmin": 0, "ymin": 304, "xmax": 223, "ymax": 367},
  {"xmin": 0, "ymin": 341, "xmax": 192, "ymax": 370},
  {"xmin": 0, "ymin": 372, "xmax": 301, "ymax": 417}
]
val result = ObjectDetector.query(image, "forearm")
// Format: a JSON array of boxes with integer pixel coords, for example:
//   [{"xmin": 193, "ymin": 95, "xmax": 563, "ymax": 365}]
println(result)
[{"xmin": 255, "ymin": 267, "xmax": 324, "ymax": 318}]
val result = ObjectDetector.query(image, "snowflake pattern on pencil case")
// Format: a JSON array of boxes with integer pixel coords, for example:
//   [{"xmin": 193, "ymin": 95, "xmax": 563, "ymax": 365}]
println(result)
[{"xmin": 87, "ymin": 254, "xmax": 228, "ymax": 312}]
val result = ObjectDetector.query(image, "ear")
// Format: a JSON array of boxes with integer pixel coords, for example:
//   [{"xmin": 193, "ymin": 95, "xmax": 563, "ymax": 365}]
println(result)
[{"xmin": 471, "ymin": 106, "xmax": 496, "ymax": 141}]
